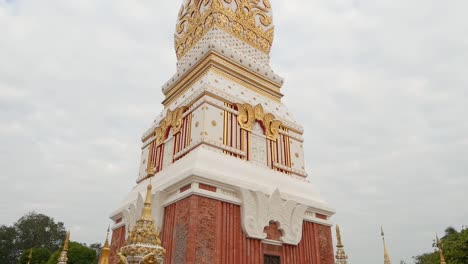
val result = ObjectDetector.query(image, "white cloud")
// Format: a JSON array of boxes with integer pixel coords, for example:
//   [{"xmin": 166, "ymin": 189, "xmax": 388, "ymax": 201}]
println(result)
[{"xmin": 0, "ymin": 0, "xmax": 467, "ymax": 263}]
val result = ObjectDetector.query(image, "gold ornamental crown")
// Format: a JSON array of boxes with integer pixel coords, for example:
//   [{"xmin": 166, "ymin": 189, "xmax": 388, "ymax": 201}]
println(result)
[{"xmin": 175, "ymin": 0, "xmax": 274, "ymax": 59}]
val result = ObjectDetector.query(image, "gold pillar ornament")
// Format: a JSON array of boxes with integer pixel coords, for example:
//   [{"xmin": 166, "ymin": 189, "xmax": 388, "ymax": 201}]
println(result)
[
  {"xmin": 57, "ymin": 231, "xmax": 70, "ymax": 264},
  {"xmin": 381, "ymin": 227, "xmax": 392, "ymax": 264},
  {"xmin": 335, "ymin": 225, "xmax": 348, "ymax": 264},
  {"xmin": 436, "ymin": 234, "xmax": 447, "ymax": 264},
  {"xmin": 98, "ymin": 227, "xmax": 111, "ymax": 264},
  {"xmin": 117, "ymin": 182, "xmax": 166, "ymax": 264}
]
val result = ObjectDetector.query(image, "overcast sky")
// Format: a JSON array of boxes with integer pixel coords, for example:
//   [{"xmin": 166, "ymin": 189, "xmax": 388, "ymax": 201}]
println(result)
[{"xmin": 1, "ymin": 0, "xmax": 467, "ymax": 263}]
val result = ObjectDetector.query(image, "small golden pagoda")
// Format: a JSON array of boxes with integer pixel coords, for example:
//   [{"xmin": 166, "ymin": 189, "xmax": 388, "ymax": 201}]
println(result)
[
  {"xmin": 436, "ymin": 234, "xmax": 447, "ymax": 264},
  {"xmin": 335, "ymin": 225, "xmax": 349, "ymax": 264},
  {"xmin": 98, "ymin": 227, "xmax": 111, "ymax": 264},
  {"xmin": 57, "ymin": 231, "xmax": 70, "ymax": 264},
  {"xmin": 117, "ymin": 182, "xmax": 166, "ymax": 264},
  {"xmin": 381, "ymin": 227, "xmax": 392, "ymax": 264}
]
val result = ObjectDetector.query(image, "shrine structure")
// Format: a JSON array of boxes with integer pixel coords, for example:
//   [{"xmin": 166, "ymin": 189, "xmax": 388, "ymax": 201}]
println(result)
[{"xmin": 109, "ymin": 1, "xmax": 336, "ymax": 263}]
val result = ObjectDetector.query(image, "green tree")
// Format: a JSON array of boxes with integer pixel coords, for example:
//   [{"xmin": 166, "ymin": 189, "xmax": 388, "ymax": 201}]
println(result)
[
  {"xmin": 414, "ymin": 226, "xmax": 468, "ymax": 264},
  {"xmin": 14, "ymin": 212, "xmax": 66, "ymax": 254},
  {"xmin": 19, "ymin": 248, "xmax": 51, "ymax": 264},
  {"xmin": 413, "ymin": 251, "xmax": 439, "ymax": 264},
  {"xmin": 46, "ymin": 242, "xmax": 97, "ymax": 264},
  {"xmin": 442, "ymin": 226, "xmax": 468, "ymax": 263},
  {"xmin": 0, "ymin": 225, "xmax": 18, "ymax": 263}
]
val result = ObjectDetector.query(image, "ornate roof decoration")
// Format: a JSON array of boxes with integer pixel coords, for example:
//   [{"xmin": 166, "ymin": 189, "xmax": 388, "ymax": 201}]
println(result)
[
  {"xmin": 98, "ymin": 227, "xmax": 111, "ymax": 264},
  {"xmin": 381, "ymin": 227, "xmax": 391, "ymax": 264},
  {"xmin": 436, "ymin": 234, "xmax": 447, "ymax": 264},
  {"xmin": 117, "ymin": 183, "xmax": 166, "ymax": 264},
  {"xmin": 236, "ymin": 103, "xmax": 282, "ymax": 141},
  {"xmin": 57, "ymin": 231, "xmax": 70, "ymax": 264},
  {"xmin": 335, "ymin": 225, "xmax": 348, "ymax": 264},
  {"xmin": 175, "ymin": 0, "xmax": 274, "ymax": 59}
]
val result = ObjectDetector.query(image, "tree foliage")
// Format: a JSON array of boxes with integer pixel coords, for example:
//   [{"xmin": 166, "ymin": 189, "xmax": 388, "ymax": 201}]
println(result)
[
  {"xmin": 46, "ymin": 242, "xmax": 97, "ymax": 264},
  {"xmin": 0, "ymin": 211, "xmax": 69, "ymax": 263},
  {"xmin": 414, "ymin": 226, "xmax": 468, "ymax": 264},
  {"xmin": 0, "ymin": 225, "xmax": 18, "ymax": 263},
  {"xmin": 14, "ymin": 212, "xmax": 66, "ymax": 253},
  {"xmin": 19, "ymin": 248, "xmax": 51, "ymax": 264}
]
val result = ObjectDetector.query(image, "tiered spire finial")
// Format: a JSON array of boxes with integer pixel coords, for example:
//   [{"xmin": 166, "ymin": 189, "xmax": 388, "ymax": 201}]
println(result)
[
  {"xmin": 436, "ymin": 234, "xmax": 447, "ymax": 264},
  {"xmin": 98, "ymin": 227, "xmax": 111, "ymax": 264},
  {"xmin": 381, "ymin": 227, "xmax": 392, "ymax": 264},
  {"xmin": 57, "ymin": 231, "xmax": 70, "ymax": 264},
  {"xmin": 117, "ymin": 180, "xmax": 166, "ymax": 264},
  {"xmin": 335, "ymin": 225, "xmax": 349, "ymax": 264}
]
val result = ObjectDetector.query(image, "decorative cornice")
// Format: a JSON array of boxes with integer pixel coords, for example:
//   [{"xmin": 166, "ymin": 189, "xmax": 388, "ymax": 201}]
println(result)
[{"xmin": 162, "ymin": 51, "xmax": 283, "ymax": 107}]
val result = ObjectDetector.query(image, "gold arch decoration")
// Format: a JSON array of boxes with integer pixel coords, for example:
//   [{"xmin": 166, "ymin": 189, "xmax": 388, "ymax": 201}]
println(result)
[
  {"xmin": 175, "ymin": 0, "xmax": 274, "ymax": 59},
  {"xmin": 236, "ymin": 103, "xmax": 281, "ymax": 141},
  {"xmin": 154, "ymin": 106, "xmax": 188, "ymax": 145}
]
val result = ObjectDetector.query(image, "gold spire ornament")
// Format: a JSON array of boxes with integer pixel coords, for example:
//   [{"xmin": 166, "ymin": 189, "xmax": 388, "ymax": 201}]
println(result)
[
  {"xmin": 98, "ymin": 227, "xmax": 111, "ymax": 264},
  {"xmin": 436, "ymin": 234, "xmax": 447, "ymax": 264},
  {"xmin": 27, "ymin": 248, "xmax": 33, "ymax": 264},
  {"xmin": 57, "ymin": 231, "xmax": 70, "ymax": 264},
  {"xmin": 381, "ymin": 227, "xmax": 392, "ymax": 264},
  {"xmin": 335, "ymin": 225, "xmax": 349, "ymax": 264},
  {"xmin": 117, "ymin": 182, "xmax": 166, "ymax": 264}
]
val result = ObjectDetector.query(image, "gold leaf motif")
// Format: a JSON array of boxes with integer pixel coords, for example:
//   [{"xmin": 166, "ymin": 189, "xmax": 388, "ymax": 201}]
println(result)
[
  {"xmin": 235, "ymin": 103, "xmax": 282, "ymax": 140},
  {"xmin": 153, "ymin": 106, "xmax": 188, "ymax": 146}
]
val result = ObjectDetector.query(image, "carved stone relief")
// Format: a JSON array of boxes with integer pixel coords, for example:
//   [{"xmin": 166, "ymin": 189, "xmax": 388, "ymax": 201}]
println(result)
[{"xmin": 240, "ymin": 188, "xmax": 307, "ymax": 245}]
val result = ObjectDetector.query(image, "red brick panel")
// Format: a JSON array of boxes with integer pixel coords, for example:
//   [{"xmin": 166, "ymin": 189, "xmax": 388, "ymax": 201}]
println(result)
[
  {"xmin": 109, "ymin": 225, "xmax": 126, "ymax": 264},
  {"xmin": 162, "ymin": 203, "xmax": 176, "ymax": 263},
  {"xmin": 160, "ymin": 195, "xmax": 334, "ymax": 264},
  {"xmin": 317, "ymin": 224, "xmax": 334, "ymax": 264}
]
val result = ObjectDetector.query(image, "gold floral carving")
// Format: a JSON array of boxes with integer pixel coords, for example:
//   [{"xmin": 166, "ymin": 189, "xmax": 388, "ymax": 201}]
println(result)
[
  {"xmin": 117, "ymin": 253, "xmax": 127, "ymax": 264},
  {"xmin": 154, "ymin": 106, "xmax": 187, "ymax": 145},
  {"xmin": 236, "ymin": 103, "xmax": 281, "ymax": 141},
  {"xmin": 175, "ymin": 0, "xmax": 274, "ymax": 59},
  {"xmin": 141, "ymin": 252, "xmax": 164, "ymax": 264}
]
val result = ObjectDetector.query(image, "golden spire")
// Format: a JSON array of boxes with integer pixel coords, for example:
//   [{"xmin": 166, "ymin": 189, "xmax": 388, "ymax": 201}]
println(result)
[
  {"xmin": 436, "ymin": 234, "xmax": 447, "ymax": 264},
  {"xmin": 27, "ymin": 248, "xmax": 32, "ymax": 264},
  {"xmin": 335, "ymin": 225, "xmax": 348, "ymax": 264},
  {"xmin": 118, "ymin": 181, "xmax": 166, "ymax": 264},
  {"xmin": 58, "ymin": 231, "xmax": 70, "ymax": 264},
  {"xmin": 381, "ymin": 227, "xmax": 391, "ymax": 264},
  {"xmin": 142, "ymin": 182, "xmax": 154, "ymax": 220},
  {"xmin": 98, "ymin": 227, "xmax": 111, "ymax": 264}
]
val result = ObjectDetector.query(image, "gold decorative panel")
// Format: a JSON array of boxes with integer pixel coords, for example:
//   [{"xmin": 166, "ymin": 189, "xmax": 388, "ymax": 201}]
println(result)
[
  {"xmin": 154, "ymin": 106, "xmax": 188, "ymax": 145},
  {"xmin": 175, "ymin": 0, "xmax": 274, "ymax": 59},
  {"xmin": 236, "ymin": 103, "xmax": 281, "ymax": 141}
]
